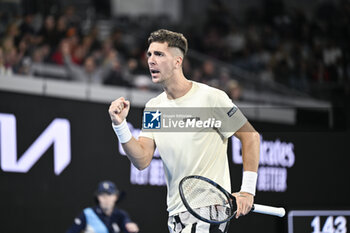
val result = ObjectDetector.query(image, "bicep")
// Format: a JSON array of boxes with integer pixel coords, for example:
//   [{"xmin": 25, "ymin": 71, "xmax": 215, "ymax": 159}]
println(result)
[
  {"xmin": 234, "ymin": 121, "xmax": 260, "ymax": 170},
  {"xmin": 234, "ymin": 121, "xmax": 258, "ymax": 140}
]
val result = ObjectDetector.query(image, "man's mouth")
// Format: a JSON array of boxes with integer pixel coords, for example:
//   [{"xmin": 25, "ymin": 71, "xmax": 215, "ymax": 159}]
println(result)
[{"xmin": 150, "ymin": 69, "xmax": 160, "ymax": 74}]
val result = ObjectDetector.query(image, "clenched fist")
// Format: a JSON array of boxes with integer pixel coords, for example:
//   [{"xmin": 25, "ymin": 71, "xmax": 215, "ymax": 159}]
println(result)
[{"xmin": 109, "ymin": 97, "xmax": 130, "ymax": 125}]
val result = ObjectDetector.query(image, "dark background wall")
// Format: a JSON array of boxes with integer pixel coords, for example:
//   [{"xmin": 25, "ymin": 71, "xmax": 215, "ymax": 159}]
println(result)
[{"xmin": 0, "ymin": 90, "xmax": 349, "ymax": 233}]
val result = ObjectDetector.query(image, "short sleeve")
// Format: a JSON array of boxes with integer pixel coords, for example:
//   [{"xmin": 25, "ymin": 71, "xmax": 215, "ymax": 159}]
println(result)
[
  {"xmin": 139, "ymin": 130, "xmax": 154, "ymax": 140},
  {"xmin": 212, "ymin": 90, "xmax": 247, "ymax": 138}
]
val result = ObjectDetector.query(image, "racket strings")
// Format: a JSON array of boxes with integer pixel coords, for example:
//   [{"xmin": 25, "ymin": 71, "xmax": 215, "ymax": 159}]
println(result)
[{"xmin": 181, "ymin": 178, "xmax": 234, "ymax": 222}]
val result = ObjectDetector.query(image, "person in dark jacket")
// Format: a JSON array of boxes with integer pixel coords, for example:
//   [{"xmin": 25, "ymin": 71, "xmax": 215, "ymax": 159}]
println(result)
[{"xmin": 66, "ymin": 180, "xmax": 139, "ymax": 233}]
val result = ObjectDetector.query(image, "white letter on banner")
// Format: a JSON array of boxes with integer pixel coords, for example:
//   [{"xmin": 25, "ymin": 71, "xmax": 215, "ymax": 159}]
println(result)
[{"xmin": 0, "ymin": 113, "xmax": 71, "ymax": 175}]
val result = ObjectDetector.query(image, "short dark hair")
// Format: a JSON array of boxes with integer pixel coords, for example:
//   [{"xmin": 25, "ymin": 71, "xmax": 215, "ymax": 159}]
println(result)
[{"xmin": 148, "ymin": 29, "xmax": 188, "ymax": 56}]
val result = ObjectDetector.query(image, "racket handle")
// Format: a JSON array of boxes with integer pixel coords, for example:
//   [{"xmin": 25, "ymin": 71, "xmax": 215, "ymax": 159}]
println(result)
[{"xmin": 252, "ymin": 204, "xmax": 286, "ymax": 217}]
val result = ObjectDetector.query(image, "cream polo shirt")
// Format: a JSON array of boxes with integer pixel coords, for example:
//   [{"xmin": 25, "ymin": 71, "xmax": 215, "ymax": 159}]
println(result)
[{"xmin": 140, "ymin": 81, "xmax": 247, "ymax": 216}]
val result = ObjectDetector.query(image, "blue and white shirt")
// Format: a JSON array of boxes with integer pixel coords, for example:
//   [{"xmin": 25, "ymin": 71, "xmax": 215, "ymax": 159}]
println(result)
[{"xmin": 66, "ymin": 206, "xmax": 132, "ymax": 233}]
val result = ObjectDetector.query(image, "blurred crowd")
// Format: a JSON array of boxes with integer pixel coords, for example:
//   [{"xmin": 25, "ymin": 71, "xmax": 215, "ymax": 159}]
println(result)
[
  {"xmin": 184, "ymin": 0, "xmax": 350, "ymax": 98},
  {"xmin": 0, "ymin": 0, "xmax": 349, "ymax": 101},
  {"xmin": 0, "ymin": 5, "xmax": 138, "ymax": 88}
]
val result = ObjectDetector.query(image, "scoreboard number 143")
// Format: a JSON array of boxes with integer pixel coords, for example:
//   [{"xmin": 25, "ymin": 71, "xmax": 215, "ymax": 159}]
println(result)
[
  {"xmin": 311, "ymin": 215, "xmax": 347, "ymax": 233},
  {"xmin": 288, "ymin": 210, "xmax": 350, "ymax": 233}
]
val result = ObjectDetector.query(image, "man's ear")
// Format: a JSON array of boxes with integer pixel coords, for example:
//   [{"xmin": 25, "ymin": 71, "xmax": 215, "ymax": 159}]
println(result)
[
  {"xmin": 169, "ymin": 47, "xmax": 184, "ymax": 68},
  {"xmin": 175, "ymin": 56, "xmax": 183, "ymax": 68}
]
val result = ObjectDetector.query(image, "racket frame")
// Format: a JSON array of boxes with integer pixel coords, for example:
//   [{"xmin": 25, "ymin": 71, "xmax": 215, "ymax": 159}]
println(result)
[
  {"xmin": 179, "ymin": 175, "xmax": 237, "ymax": 224},
  {"xmin": 179, "ymin": 175, "xmax": 286, "ymax": 224}
]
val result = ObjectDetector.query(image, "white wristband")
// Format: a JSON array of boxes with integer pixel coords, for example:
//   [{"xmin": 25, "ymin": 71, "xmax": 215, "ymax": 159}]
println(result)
[
  {"xmin": 240, "ymin": 171, "xmax": 258, "ymax": 196},
  {"xmin": 112, "ymin": 120, "xmax": 132, "ymax": 143}
]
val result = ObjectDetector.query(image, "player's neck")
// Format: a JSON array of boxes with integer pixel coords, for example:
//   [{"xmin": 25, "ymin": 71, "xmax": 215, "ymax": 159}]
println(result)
[{"xmin": 163, "ymin": 74, "xmax": 192, "ymax": 100}]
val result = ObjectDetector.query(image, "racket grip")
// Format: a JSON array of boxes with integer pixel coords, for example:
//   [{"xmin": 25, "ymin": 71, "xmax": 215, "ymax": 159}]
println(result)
[{"xmin": 252, "ymin": 204, "xmax": 286, "ymax": 217}]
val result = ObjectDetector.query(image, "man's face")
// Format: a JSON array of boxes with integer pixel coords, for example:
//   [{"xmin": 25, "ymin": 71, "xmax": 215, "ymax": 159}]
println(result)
[
  {"xmin": 147, "ymin": 42, "xmax": 180, "ymax": 84},
  {"xmin": 97, "ymin": 193, "xmax": 117, "ymax": 213}
]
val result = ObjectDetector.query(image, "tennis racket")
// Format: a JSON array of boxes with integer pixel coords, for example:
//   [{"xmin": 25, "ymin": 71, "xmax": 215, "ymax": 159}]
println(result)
[{"xmin": 179, "ymin": 175, "xmax": 285, "ymax": 224}]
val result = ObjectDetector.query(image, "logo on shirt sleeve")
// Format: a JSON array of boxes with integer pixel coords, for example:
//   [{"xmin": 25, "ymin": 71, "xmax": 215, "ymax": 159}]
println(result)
[
  {"xmin": 143, "ymin": 110, "xmax": 161, "ymax": 129},
  {"xmin": 227, "ymin": 106, "xmax": 238, "ymax": 117}
]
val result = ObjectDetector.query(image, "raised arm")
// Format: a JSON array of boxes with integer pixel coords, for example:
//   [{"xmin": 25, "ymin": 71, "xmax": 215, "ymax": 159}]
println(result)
[
  {"xmin": 108, "ymin": 97, "xmax": 155, "ymax": 170},
  {"xmin": 62, "ymin": 42, "xmax": 85, "ymax": 82}
]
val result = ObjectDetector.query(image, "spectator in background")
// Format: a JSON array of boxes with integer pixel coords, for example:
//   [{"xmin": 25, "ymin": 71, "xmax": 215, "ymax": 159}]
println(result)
[
  {"xmin": 19, "ymin": 13, "xmax": 35, "ymax": 37},
  {"xmin": 322, "ymin": 41, "xmax": 342, "ymax": 82},
  {"xmin": 5, "ymin": 22, "xmax": 20, "ymax": 42},
  {"xmin": 66, "ymin": 180, "xmax": 139, "ymax": 233},
  {"xmin": 125, "ymin": 55, "xmax": 149, "ymax": 76},
  {"xmin": 81, "ymin": 35, "xmax": 95, "ymax": 57},
  {"xmin": 182, "ymin": 58, "xmax": 192, "ymax": 78},
  {"xmin": 104, "ymin": 53, "xmax": 132, "ymax": 87},
  {"xmin": 51, "ymin": 39, "xmax": 69, "ymax": 65},
  {"xmin": 15, "ymin": 44, "xmax": 51, "ymax": 76},
  {"xmin": 63, "ymin": 5, "xmax": 81, "ymax": 28},
  {"xmin": 55, "ymin": 15, "xmax": 68, "ymax": 44},
  {"xmin": 111, "ymin": 29, "xmax": 129, "ymax": 58},
  {"xmin": 34, "ymin": 45, "xmax": 50, "ymax": 63},
  {"xmin": 0, "ymin": 47, "xmax": 13, "ymax": 75},
  {"xmin": 217, "ymin": 68, "xmax": 231, "ymax": 87},
  {"xmin": 71, "ymin": 45, "xmax": 88, "ymax": 65},
  {"xmin": 190, "ymin": 68, "xmax": 203, "ymax": 83},
  {"xmin": 85, "ymin": 25, "xmax": 101, "ymax": 52},
  {"xmin": 259, "ymin": 63, "xmax": 275, "ymax": 83},
  {"xmin": 1, "ymin": 36, "xmax": 19, "ymax": 75},
  {"xmin": 201, "ymin": 59, "xmax": 216, "ymax": 83},
  {"xmin": 62, "ymin": 40, "xmax": 114, "ymax": 84},
  {"xmin": 225, "ymin": 25, "xmax": 246, "ymax": 59},
  {"xmin": 95, "ymin": 38, "xmax": 115, "ymax": 65},
  {"xmin": 1, "ymin": 36, "xmax": 16, "ymax": 55},
  {"xmin": 37, "ymin": 15, "xmax": 57, "ymax": 49},
  {"xmin": 226, "ymin": 79, "xmax": 243, "ymax": 101}
]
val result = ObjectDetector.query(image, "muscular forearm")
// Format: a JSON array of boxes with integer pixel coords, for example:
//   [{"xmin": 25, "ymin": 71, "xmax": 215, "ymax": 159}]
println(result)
[
  {"xmin": 234, "ymin": 122, "xmax": 260, "ymax": 172},
  {"xmin": 122, "ymin": 137, "xmax": 153, "ymax": 170},
  {"xmin": 241, "ymin": 131, "xmax": 260, "ymax": 172},
  {"xmin": 233, "ymin": 122, "xmax": 260, "ymax": 217}
]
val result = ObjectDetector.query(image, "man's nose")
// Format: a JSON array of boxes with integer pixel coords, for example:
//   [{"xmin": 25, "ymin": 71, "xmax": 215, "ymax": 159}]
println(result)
[{"xmin": 148, "ymin": 55, "xmax": 156, "ymax": 65}]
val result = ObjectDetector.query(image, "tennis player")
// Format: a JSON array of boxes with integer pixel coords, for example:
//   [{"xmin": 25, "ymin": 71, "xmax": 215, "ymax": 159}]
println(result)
[{"xmin": 109, "ymin": 29, "xmax": 260, "ymax": 233}]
